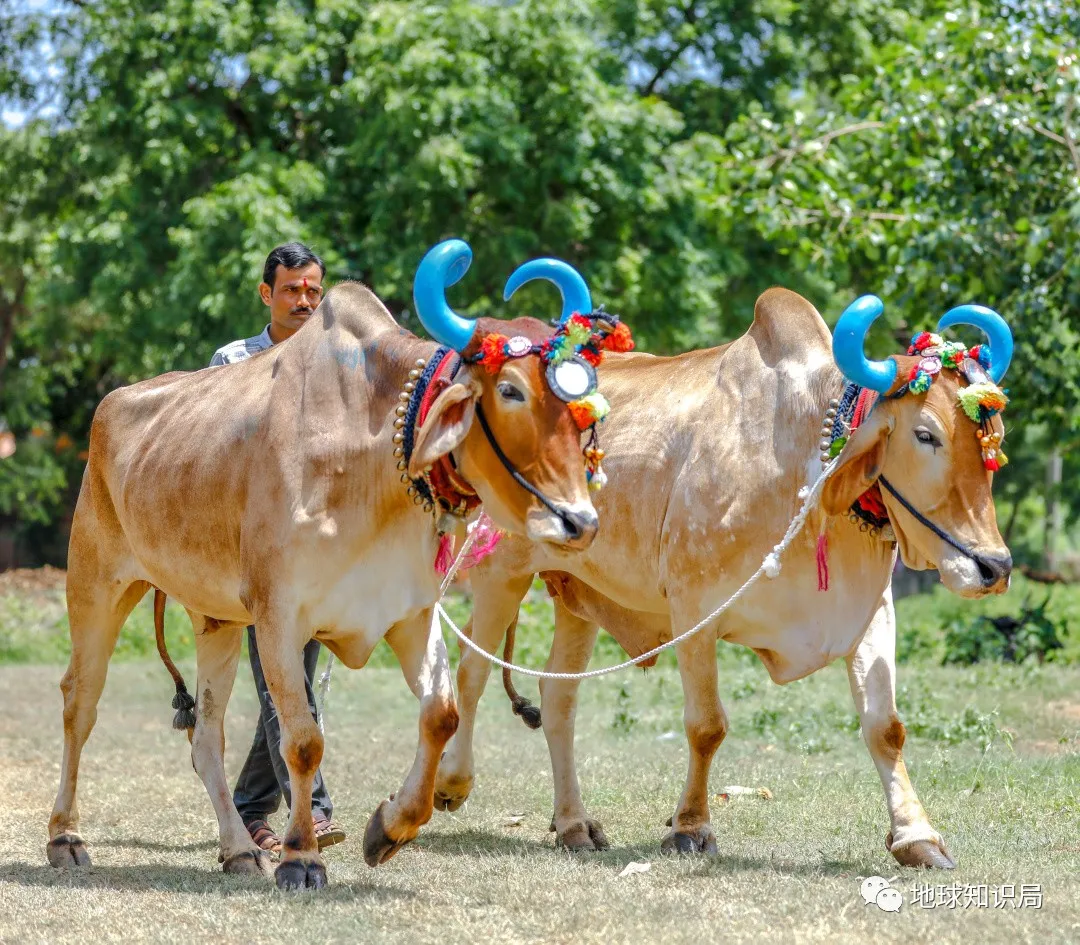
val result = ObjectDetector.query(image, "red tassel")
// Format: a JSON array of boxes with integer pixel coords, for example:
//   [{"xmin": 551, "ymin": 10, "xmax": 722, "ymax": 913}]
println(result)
[
  {"xmin": 984, "ymin": 457, "xmax": 1000, "ymax": 472},
  {"xmin": 816, "ymin": 532, "xmax": 830, "ymax": 592},
  {"xmin": 434, "ymin": 535, "xmax": 455, "ymax": 575}
]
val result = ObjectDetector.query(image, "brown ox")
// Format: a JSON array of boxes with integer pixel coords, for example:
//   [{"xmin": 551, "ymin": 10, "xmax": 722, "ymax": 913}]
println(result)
[
  {"xmin": 47, "ymin": 240, "xmax": 613, "ymax": 890},
  {"xmin": 434, "ymin": 288, "xmax": 1013, "ymax": 869}
]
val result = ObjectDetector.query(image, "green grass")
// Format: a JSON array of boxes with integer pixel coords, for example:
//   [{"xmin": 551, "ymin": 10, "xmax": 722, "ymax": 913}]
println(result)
[
  {"xmin": 1, "ymin": 575, "xmax": 1078, "ymax": 941},
  {"xmin": 6, "ymin": 571, "xmax": 1079, "ymax": 671},
  {"xmin": 0, "ymin": 636, "xmax": 1078, "ymax": 942}
]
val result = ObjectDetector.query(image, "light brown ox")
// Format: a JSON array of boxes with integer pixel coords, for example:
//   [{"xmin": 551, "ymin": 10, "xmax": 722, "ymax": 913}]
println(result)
[
  {"xmin": 434, "ymin": 287, "xmax": 1013, "ymax": 869},
  {"xmin": 47, "ymin": 243, "xmax": 607, "ymax": 890}
]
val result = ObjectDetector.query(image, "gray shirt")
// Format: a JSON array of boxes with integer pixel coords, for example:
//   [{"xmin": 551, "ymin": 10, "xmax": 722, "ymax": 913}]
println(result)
[{"xmin": 209, "ymin": 324, "xmax": 274, "ymax": 366}]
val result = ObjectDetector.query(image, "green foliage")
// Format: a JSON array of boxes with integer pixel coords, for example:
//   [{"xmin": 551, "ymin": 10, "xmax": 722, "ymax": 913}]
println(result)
[
  {"xmin": 896, "ymin": 573, "xmax": 1080, "ymax": 665},
  {"xmin": 1, "ymin": 0, "xmax": 1079, "ymax": 559}
]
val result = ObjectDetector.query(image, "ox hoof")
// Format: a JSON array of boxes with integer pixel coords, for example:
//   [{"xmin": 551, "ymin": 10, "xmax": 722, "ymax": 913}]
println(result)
[
  {"xmin": 433, "ymin": 771, "xmax": 472, "ymax": 812},
  {"xmin": 47, "ymin": 834, "xmax": 91, "ymax": 869},
  {"xmin": 555, "ymin": 818, "xmax": 610, "ymax": 852},
  {"xmin": 661, "ymin": 824, "xmax": 717, "ymax": 856},
  {"xmin": 887, "ymin": 831, "xmax": 957, "ymax": 870},
  {"xmin": 223, "ymin": 849, "xmax": 273, "ymax": 877},
  {"xmin": 363, "ymin": 800, "xmax": 412, "ymax": 867},
  {"xmin": 275, "ymin": 858, "xmax": 328, "ymax": 891},
  {"xmin": 433, "ymin": 791, "xmax": 467, "ymax": 812}
]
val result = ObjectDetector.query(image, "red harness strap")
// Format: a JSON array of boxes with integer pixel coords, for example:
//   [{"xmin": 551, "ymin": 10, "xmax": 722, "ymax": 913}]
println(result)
[{"xmin": 416, "ymin": 351, "xmax": 482, "ymax": 517}]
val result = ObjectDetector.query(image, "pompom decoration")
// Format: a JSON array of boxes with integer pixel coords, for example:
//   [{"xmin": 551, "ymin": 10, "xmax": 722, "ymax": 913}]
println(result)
[
  {"xmin": 579, "ymin": 345, "xmax": 602, "ymax": 367},
  {"xmin": 940, "ymin": 342, "xmax": 967, "ymax": 370},
  {"xmin": 909, "ymin": 369, "xmax": 932, "ymax": 394},
  {"xmin": 478, "ymin": 333, "xmax": 511, "ymax": 373},
  {"xmin": 565, "ymin": 313, "xmax": 594, "ymax": 347},
  {"xmin": 568, "ymin": 392, "xmax": 610, "ymax": 430},
  {"xmin": 601, "ymin": 321, "xmax": 635, "ymax": 353},
  {"xmin": 958, "ymin": 382, "xmax": 1008, "ymax": 421}
]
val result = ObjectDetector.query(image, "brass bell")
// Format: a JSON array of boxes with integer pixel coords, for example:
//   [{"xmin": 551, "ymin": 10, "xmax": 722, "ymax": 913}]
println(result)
[
  {"xmin": 397, "ymin": 460, "xmax": 407, "ymax": 471},
  {"xmin": 395, "ymin": 405, "xmax": 406, "ymax": 417},
  {"xmin": 393, "ymin": 432, "xmax": 404, "ymax": 444},
  {"xmin": 399, "ymin": 391, "xmax": 410, "ymax": 402},
  {"xmin": 401, "ymin": 473, "xmax": 411, "ymax": 483},
  {"xmin": 404, "ymin": 382, "xmax": 415, "ymax": 393},
  {"xmin": 394, "ymin": 418, "xmax": 405, "ymax": 429},
  {"xmin": 393, "ymin": 446, "xmax": 404, "ymax": 457},
  {"xmin": 413, "ymin": 495, "xmax": 424, "ymax": 505},
  {"xmin": 416, "ymin": 358, "xmax": 426, "ymax": 368},
  {"xmin": 409, "ymin": 369, "xmax": 421, "ymax": 380}
]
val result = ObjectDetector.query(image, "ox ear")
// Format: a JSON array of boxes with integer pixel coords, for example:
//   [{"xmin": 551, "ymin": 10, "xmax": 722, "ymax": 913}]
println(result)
[
  {"xmin": 820, "ymin": 410, "xmax": 893, "ymax": 517},
  {"xmin": 408, "ymin": 381, "xmax": 480, "ymax": 478}
]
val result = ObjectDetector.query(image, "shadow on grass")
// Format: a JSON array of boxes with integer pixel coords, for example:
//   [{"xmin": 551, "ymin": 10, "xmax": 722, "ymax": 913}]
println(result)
[
  {"xmin": 96, "ymin": 836, "xmax": 218, "ymax": 853},
  {"xmin": 0, "ymin": 861, "xmax": 416, "ymax": 902},
  {"xmin": 416, "ymin": 827, "xmax": 868, "ymax": 878}
]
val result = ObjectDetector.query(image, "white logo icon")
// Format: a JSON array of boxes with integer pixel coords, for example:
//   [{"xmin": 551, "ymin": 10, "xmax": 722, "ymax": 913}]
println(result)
[{"xmin": 861, "ymin": 876, "xmax": 903, "ymax": 912}]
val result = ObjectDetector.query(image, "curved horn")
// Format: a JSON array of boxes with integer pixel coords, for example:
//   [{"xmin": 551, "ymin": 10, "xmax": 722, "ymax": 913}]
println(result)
[
  {"xmin": 503, "ymin": 258, "xmax": 592, "ymax": 323},
  {"xmin": 832, "ymin": 294, "xmax": 898, "ymax": 394},
  {"xmin": 412, "ymin": 239, "xmax": 479, "ymax": 352},
  {"xmin": 937, "ymin": 304, "xmax": 1012, "ymax": 384}
]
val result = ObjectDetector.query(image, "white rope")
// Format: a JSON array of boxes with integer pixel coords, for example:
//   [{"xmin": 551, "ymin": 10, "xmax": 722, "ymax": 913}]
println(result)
[{"xmin": 435, "ymin": 457, "xmax": 839, "ymax": 681}]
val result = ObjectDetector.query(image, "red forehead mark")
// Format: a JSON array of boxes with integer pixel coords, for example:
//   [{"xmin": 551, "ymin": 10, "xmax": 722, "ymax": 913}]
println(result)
[{"xmin": 302, "ymin": 277, "xmax": 308, "ymax": 289}]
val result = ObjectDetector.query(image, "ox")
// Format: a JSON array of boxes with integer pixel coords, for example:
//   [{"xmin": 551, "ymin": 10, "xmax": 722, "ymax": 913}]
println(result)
[
  {"xmin": 47, "ymin": 239, "xmax": 624, "ymax": 890},
  {"xmin": 434, "ymin": 287, "xmax": 1013, "ymax": 869}
]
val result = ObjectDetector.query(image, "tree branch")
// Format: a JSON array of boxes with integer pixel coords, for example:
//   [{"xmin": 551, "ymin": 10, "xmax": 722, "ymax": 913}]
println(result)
[
  {"xmin": 641, "ymin": 2, "xmax": 700, "ymax": 96},
  {"xmin": 760, "ymin": 121, "xmax": 885, "ymax": 169}
]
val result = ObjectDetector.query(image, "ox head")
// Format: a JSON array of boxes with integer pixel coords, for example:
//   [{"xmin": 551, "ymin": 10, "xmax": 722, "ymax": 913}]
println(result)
[
  {"xmin": 410, "ymin": 239, "xmax": 632, "ymax": 550},
  {"xmin": 824, "ymin": 296, "xmax": 1014, "ymax": 598}
]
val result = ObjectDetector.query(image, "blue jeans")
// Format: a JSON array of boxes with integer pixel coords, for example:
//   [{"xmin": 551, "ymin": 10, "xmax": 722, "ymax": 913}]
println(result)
[{"xmin": 232, "ymin": 626, "xmax": 333, "ymax": 824}]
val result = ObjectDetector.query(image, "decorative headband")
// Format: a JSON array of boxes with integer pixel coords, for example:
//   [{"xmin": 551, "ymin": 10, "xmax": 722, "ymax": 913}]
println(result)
[
  {"xmin": 470, "ymin": 309, "xmax": 634, "ymax": 431},
  {"xmin": 903, "ymin": 331, "xmax": 1009, "ymax": 470}
]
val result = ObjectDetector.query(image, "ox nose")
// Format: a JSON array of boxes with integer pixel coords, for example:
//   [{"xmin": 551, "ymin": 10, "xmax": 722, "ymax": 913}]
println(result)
[
  {"xmin": 559, "ymin": 507, "xmax": 599, "ymax": 546},
  {"xmin": 975, "ymin": 553, "xmax": 1012, "ymax": 588}
]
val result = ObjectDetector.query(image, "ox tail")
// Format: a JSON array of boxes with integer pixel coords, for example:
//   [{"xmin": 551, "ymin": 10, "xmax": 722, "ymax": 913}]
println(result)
[
  {"xmin": 501, "ymin": 617, "xmax": 542, "ymax": 730},
  {"xmin": 154, "ymin": 589, "xmax": 196, "ymax": 732}
]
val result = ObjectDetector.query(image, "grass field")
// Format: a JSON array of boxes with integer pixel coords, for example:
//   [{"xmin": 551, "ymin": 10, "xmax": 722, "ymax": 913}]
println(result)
[{"xmin": 1, "ymin": 576, "xmax": 1078, "ymax": 944}]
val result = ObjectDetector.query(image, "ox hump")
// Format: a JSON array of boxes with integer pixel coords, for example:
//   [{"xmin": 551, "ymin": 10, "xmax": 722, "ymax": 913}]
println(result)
[
  {"xmin": 747, "ymin": 287, "xmax": 832, "ymax": 368},
  {"xmin": 319, "ymin": 281, "xmax": 401, "ymax": 342}
]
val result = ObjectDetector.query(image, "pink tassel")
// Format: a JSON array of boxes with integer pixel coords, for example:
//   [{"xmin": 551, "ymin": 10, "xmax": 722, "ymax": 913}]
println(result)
[
  {"xmin": 816, "ymin": 531, "xmax": 829, "ymax": 592},
  {"xmin": 434, "ymin": 535, "xmax": 455, "ymax": 575},
  {"xmin": 461, "ymin": 512, "xmax": 502, "ymax": 569}
]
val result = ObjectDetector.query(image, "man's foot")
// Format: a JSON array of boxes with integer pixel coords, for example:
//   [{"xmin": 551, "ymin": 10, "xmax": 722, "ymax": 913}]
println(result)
[
  {"xmin": 314, "ymin": 816, "xmax": 347, "ymax": 851},
  {"xmin": 245, "ymin": 819, "xmax": 282, "ymax": 855}
]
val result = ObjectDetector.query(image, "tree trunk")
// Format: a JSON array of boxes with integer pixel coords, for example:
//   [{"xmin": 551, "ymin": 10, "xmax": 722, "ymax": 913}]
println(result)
[{"xmin": 1044, "ymin": 450, "xmax": 1063, "ymax": 572}]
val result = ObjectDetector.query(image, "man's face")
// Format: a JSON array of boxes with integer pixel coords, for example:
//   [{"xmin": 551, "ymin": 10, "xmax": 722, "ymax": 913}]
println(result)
[{"xmin": 260, "ymin": 262, "xmax": 324, "ymax": 340}]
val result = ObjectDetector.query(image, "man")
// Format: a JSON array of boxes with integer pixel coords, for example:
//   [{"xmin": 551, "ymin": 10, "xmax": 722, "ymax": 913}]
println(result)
[{"xmin": 210, "ymin": 241, "xmax": 345, "ymax": 854}]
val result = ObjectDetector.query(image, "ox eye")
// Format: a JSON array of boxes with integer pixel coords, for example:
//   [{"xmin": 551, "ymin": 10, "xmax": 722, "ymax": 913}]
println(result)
[
  {"xmin": 914, "ymin": 427, "xmax": 941, "ymax": 449},
  {"xmin": 497, "ymin": 381, "xmax": 525, "ymax": 403}
]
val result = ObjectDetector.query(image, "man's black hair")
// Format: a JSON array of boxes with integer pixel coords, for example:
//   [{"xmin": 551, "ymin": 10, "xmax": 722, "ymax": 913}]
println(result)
[{"xmin": 262, "ymin": 242, "xmax": 325, "ymax": 290}]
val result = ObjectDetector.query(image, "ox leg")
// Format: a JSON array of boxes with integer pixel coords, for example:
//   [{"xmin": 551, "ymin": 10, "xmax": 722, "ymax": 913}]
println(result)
[
  {"xmin": 189, "ymin": 619, "xmax": 271, "ymax": 877},
  {"xmin": 364, "ymin": 608, "xmax": 458, "ymax": 867},
  {"xmin": 847, "ymin": 590, "xmax": 955, "ymax": 869},
  {"xmin": 47, "ymin": 579, "xmax": 148, "ymax": 868},
  {"xmin": 435, "ymin": 573, "xmax": 532, "ymax": 811},
  {"xmin": 540, "ymin": 602, "xmax": 608, "ymax": 851},
  {"xmin": 254, "ymin": 624, "xmax": 328, "ymax": 891},
  {"xmin": 663, "ymin": 625, "xmax": 727, "ymax": 855}
]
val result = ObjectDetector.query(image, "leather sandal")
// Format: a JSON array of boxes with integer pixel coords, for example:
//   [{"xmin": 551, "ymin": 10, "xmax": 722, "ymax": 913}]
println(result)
[
  {"xmin": 314, "ymin": 816, "xmax": 347, "ymax": 850},
  {"xmin": 245, "ymin": 818, "xmax": 282, "ymax": 854}
]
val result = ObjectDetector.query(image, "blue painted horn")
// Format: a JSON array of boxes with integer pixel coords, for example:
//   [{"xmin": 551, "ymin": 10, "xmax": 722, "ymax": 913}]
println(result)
[
  {"xmin": 503, "ymin": 258, "xmax": 592, "ymax": 323},
  {"xmin": 832, "ymin": 295, "xmax": 898, "ymax": 393},
  {"xmin": 412, "ymin": 239, "xmax": 479, "ymax": 352},
  {"xmin": 937, "ymin": 304, "xmax": 1012, "ymax": 384}
]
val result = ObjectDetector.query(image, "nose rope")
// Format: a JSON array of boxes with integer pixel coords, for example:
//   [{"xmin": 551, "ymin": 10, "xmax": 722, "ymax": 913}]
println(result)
[
  {"xmin": 473, "ymin": 403, "xmax": 579, "ymax": 531},
  {"xmin": 877, "ymin": 476, "xmax": 982, "ymax": 563}
]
